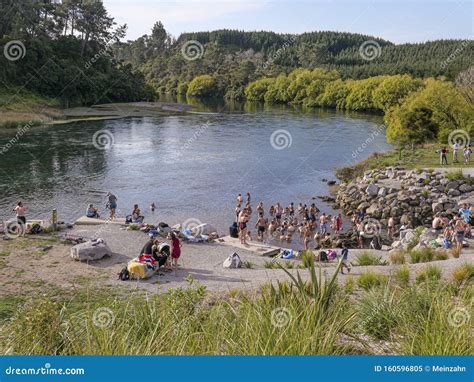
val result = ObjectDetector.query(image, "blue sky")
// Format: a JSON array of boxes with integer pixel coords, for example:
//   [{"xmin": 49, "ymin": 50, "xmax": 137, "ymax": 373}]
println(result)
[{"xmin": 104, "ymin": 0, "xmax": 473, "ymax": 43}]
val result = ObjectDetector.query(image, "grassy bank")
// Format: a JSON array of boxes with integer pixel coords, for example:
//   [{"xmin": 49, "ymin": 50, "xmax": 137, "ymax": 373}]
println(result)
[
  {"xmin": 0, "ymin": 261, "xmax": 471, "ymax": 355},
  {"xmin": 336, "ymin": 144, "xmax": 474, "ymax": 182},
  {"xmin": 0, "ymin": 89, "xmax": 62, "ymax": 128}
]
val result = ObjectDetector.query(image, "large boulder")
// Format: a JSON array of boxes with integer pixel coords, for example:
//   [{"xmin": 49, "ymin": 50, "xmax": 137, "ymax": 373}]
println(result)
[
  {"xmin": 432, "ymin": 202, "xmax": 444, "ymax": 213},
  {"xmin": 459, "ymin": 184, "xmax": 473, "ymax": 193},
  {"xmin": 71, "ymin": 240, "xmax": 111, "ymax": 261},
  {"xmin": 446, "ymin": 181, "xmax": 459, "ymax": 190},
  {"xmin": 365, "ymin": 184, "xmax": 379, "ymax": 196}
]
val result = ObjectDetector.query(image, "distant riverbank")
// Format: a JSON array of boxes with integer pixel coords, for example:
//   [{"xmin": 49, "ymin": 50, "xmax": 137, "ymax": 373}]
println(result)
[{"xmin": 0, "ymin": 90, "xmax": 195, "ymax": 128}]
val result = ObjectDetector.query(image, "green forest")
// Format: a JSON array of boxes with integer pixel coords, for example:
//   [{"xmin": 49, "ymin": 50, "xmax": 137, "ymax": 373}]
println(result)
[
  {"xmin": 1, "ymin": 1, "xmax": 473, "ymax": 145},
  {"xmin": 0, "ymin": 0, "xmax": 153, "ymax": 107}
]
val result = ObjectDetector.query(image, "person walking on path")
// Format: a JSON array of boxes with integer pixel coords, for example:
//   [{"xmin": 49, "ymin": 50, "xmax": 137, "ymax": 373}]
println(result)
[
  {"xmin": 464, "ymin": 146, "xmax": 472, "ymax": 164},
  {"xmin": 340, "ymin": 247, "xmax": 351, "ymax": 274},
  {"xmin": 13, "ymin": 201, "xmax": 27, "ymax": 237},
  {"xmin": 106, "ymin": 192, "xmax": 117, "ymax": 220}
]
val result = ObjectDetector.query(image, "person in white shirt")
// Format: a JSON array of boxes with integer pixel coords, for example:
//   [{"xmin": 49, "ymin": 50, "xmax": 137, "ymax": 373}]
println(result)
[{"xmin": 452, "ymin": 142, "xmax": 459, "ymax": 162}]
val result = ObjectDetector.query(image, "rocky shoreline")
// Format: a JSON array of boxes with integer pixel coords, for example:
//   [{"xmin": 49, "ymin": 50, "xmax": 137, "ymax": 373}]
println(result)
[{"xmin": 324, "ymin": 167, "xmax": 474, "ymax": 248}]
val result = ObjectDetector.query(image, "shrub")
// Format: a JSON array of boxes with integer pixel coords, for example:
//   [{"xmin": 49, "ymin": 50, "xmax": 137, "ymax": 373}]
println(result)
[
  {"xmin": 242, "ymin": 260, "xmax": 254, "ymax": 269},
  {"xmin": 452, "ymin": 263, "xmax": 474, "ymax": 284},
  {"xmin": 300, "ymin": 250, "xmax": 314, "ymax": 268},
  {"xmin": 434, "ymin": 250, "xmax": 448, "ymax": 261},
  {"xmin": 410, "ymin": 247, "xmax": 434, "ymax": 263},
  {"xmin": 357, "ymin": 271, "xmax": 388, "ymax": 291},
  {"xmin": 446, "ymin": 169, "xmax": 465, "ymax": 181},
  {"xmin": 344, "ymin": 276, "xmax": 354, "ymax": 294},
  {"xmin": 416, "ymin": 265, "xmax": 441, "ymax": 284},
  {"xmin": 355, "ymin": 251, "xmax": 388, "ymax": 266},
  {"xmin": 186, "ymin": 75, "xmax": 218, "ymax": 98},
  {"xmin": 451, "ymin": 248, "xmax": 461, "ymax": 258},
  {"xmin": 358, "ymin": 286, "xmax": 401, "ymax": 340},
  {"xmin": 390, "ymin": 251, "xmax": 406, "ymax": 265},
  {"xmin": 394, "ymin": 265, "xmax": 410, "ymax": 286}
]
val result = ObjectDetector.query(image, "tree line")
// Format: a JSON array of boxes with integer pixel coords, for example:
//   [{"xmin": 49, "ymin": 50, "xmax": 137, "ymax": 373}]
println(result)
[
  {"xmin": 241, "ymin": 69, "xmax": 473, "ymax": 146},
  {"xmin": 117, "ymin": 24, "xmax": 473, "ymax": 101},
  {"xmin": 0, "ymin": 0, "xmax": 153, "ymax": 107}
]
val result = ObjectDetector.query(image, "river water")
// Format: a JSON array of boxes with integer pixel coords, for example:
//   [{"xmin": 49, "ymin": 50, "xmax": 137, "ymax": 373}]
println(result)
[{"xmin": 0, "ymin": 102, "xmax": 391, "ymax": 234}]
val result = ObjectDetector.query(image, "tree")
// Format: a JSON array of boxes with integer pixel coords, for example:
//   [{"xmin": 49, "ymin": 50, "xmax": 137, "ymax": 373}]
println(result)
[{"xmin": 186, "ymin": 75, "xmax": 217, "ymax": 98}]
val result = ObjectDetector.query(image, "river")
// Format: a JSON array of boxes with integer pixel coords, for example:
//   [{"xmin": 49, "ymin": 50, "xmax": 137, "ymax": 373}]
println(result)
[{"xmin": 0, "ymin": 101, "xmax": 391, "ymax": 235}]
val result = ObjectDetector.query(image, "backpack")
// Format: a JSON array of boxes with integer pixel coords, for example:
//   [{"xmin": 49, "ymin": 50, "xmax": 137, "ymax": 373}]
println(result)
[
  {"xmin": 118, "ymin": 267, "xmax": 130, "ymax": 281},
  {"xmin": 223, "ymin": 252, "xmax": 242, "ymax": 268}
]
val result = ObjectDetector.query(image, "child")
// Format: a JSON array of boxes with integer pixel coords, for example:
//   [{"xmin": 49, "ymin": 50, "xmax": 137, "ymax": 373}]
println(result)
[
  {"xmin": 169, "ymin": 232, "xmax": 181, "ymax": 276},
  {"xmin": 443, "ymin": 227, "xmax": 451, "ymax": 249},
  {"xmin": 246, "ymin": 230, "xmax": 252, "ymax": 242}
]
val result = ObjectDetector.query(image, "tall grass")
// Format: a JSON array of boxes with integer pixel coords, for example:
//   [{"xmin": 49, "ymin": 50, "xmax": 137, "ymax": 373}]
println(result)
[
  {"xmin": 1, "ymin": 261, "xmax": 355, "ymax": 355},
  {"xmin": 355, "ymin": 251, "xmax": 388, "ymax": 266}
]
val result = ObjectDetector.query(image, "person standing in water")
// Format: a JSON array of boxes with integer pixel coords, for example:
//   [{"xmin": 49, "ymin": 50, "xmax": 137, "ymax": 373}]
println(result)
[
  {"xmin": 107, "ymin": 192, "xmax": 117, "ymax": 220},
  {"xmin": 13, "ymin": 201, "xmax": 27, "ymax": 237},
  {"xmin": 255, "ymin": 213, "xmax": 268, "ymax": 242}
]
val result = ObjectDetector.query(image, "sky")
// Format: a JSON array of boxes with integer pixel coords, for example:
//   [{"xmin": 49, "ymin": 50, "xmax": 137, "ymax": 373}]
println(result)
[{"xmin": 103, "ymin": 0, "xmax": 473, "ymax": 44}]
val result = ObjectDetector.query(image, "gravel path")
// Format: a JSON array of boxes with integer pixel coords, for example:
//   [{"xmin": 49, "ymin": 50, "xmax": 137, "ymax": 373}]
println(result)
[
  {"xmin": 66, "ymin": 225, "xmax": 474, "ymax": 293},
  {"xmin": 1, "ymin": 224, "xmax": 471, "ymax": 297}
]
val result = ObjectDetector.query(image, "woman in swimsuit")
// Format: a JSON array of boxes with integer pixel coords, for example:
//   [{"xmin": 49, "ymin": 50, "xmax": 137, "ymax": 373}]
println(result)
[{"xmin": 454, "ymin": 217, "xmax": 466, "ymax": 254}]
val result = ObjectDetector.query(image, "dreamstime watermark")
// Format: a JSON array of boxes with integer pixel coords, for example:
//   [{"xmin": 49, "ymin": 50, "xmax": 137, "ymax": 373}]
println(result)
[
  {"xmin": 92, "ymin": 307, "xmax": 115, "ymax": 328},
  {"xmin": 359, "ymin": 40, "xmax": 382, "ymax": 61},
  {"xmin": 181, "ymin": 40, "xmax": 204, "ymax": 61},
  {"xmin": 92, "ymin": 129, "xmax": 115, "ymax": 150},
  {"xmin": 440, "ymin": 40, "xmax": 471, "ymax": 70},
  {"xmin": 179, "ymin": 120, "xmax": 210, "ymax": 155},
  {"xmin": 351, "ymin": 124, "xmax": 385, "ymax": 160},
  {"xmin": 4, "ymin": 220, "xmax": 24, "ymax": 239},
  {"xmin": 448, "ymin": 129, "xmax": 470, "ymax": 147},
  {"xmin": 361, "ymin": 217, "xmax": 382, "ymax": 238},
  {"xmin": 270, "ymin": 129, "xmax": 292, "ymax": 150},
  {"xmin": 5, "ymin": 363, "xmax": 85, "ymax": 376},
  {"xmin": 447, "ymin": 306, "xmax": 470, "ymax": 328},
  {"xmin": 84, "ymin": 30, "xmax": 122, "ymax": 69},
  {"xmin": 182, "ymin": 218, "xmax": 203, "ymax": 235},
  {"xmin": 3, "ymin": 40, "xmax": 26, "ymax": 61},
  {"xmin": 0, "ymin": 121, "xmax": 33, "ymax": 155},
  {"xmin": 270, "ymin": 307, "xmax": 292, "ymax": 328},
  {"xmin": 263, "ymin": 35, "xmax": 297, "ymax": 69}
]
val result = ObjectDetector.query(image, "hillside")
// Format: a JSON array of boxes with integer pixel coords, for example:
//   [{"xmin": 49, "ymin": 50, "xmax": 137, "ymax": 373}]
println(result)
[{"xmin": 116, "ymin": 26, "xmax": 473, "ymax": 98}]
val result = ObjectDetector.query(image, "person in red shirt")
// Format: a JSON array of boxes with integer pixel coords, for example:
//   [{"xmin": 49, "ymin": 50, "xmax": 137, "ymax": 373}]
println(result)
[{"xmin": 169, "ymin": 232, "xmax": 182, "ymax": 276}]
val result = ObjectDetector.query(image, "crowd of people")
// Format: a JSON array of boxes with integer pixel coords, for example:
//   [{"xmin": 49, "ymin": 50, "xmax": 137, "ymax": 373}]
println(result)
[
  {"xmin": 433, "ymin": 202, "xmax": 472, "ymax": 254},
  {"xmin": 233, "ymin": 192, "xmax": 343, "ymax": 250}
]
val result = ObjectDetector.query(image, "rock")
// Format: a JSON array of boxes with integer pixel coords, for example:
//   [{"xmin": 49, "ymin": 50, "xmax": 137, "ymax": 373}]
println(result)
[
  {"xmin": 365, "ymin": 184, "xmax": 379, "ymax": 196},
  {"xmin": 366, "ymin": 204, "xmax": 379, "ymax": 216},
  {"xmin": 327, "ymin": 180, "xmax": 336, "ymax": 186},
  {"xmin": 459, "ymin": 184, "xmax": 473, "ymax": 193},
  {"xmin": 446, "ymin": 181, "xmax": 459, "ymax": 190},
  {"xmin": 400, "ymin": 214, "xmax": 411, "ymax": 225},
  {"xmin": 71, "ymin": 240, "xmax": 111, "ymax": 261},
  {"xmin": 447, "ymin": 189, "xmax": 461, "ymax": 197},
  {"xmin": 378, "ymin": 187, "xmax": 388, "ymax": 197},
  {"xmin": 357, "ymin": 202, "xmax": 370, "ymax": 211}
]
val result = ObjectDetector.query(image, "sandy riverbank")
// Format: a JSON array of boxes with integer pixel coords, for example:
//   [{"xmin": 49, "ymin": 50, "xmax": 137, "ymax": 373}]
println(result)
[{"xmin": 0, "ymin": 224, "xmax": 472, "ymax": 298}]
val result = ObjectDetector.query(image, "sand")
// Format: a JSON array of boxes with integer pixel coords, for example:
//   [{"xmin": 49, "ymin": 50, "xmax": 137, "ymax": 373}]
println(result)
[{"xmin": 1, "ymin": 223, "xmax": 472, "ymax": 298}]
